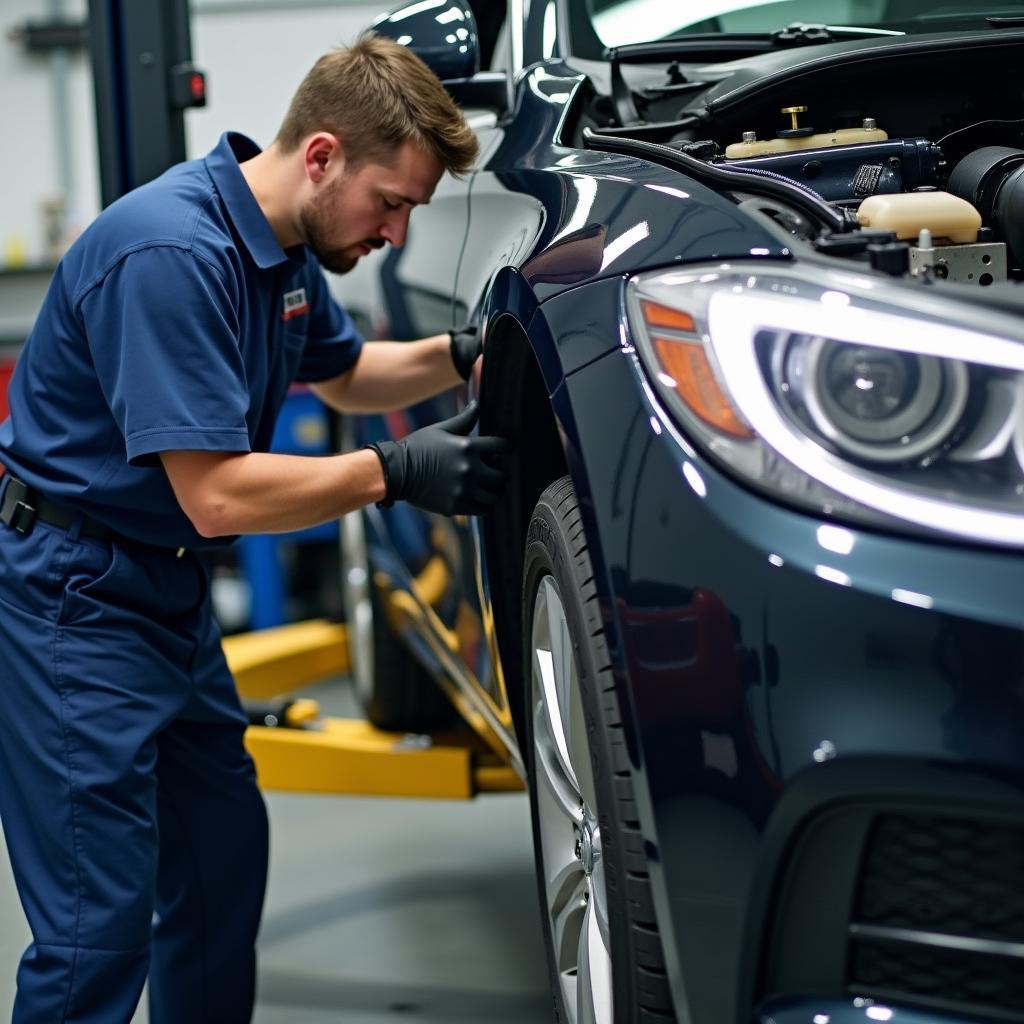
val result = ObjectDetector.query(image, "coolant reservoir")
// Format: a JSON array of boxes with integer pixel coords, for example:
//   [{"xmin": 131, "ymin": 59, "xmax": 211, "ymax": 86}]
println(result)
[
  {"xmin": 725, "ymin": 126, "xmax": 888, "ymax": 158},
  {"xmin": 856, "ymin": 192, "xmax": 981, "ymax": 243}
]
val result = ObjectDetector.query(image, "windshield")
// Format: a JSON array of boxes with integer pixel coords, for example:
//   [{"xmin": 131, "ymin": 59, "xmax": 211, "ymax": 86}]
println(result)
[{"xmin": 577, "ymin": 0, "xmax": 1024, "ymax": 51}]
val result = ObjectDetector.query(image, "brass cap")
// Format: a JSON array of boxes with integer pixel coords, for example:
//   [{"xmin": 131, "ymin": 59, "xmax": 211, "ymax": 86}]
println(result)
[{"xmin": 780, "ymin": 105, "xmax": 808, "ymax": 130}]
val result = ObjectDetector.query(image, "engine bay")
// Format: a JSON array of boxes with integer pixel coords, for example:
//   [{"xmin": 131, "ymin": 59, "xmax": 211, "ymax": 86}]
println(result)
[{"xmin": 577, "ymin": 27, "xmax": 1024, "ymax": 287}]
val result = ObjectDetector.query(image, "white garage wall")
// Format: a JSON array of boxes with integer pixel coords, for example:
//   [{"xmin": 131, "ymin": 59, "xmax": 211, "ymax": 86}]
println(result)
[
  {"xmin": 187, "ymin": 0, "xmax": 386, "ymax": 157},
  {"xmin": 0, "ymin": 0, "xmax": 95, "ymax": 267},
  {"xmin": 0, "ymin": 0, "xmax": 385, "ymax": 267}
]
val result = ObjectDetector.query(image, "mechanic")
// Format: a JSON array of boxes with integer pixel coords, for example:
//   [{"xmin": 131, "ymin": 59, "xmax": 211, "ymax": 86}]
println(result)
[{"xmin": 0, "ymin": 34, "xmax": 507, "ymax": 1024}]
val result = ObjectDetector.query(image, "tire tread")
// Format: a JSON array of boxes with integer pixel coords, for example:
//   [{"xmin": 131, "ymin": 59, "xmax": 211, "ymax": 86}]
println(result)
[{"xmin": 524, "ymin": 476, "xmax": 678, "ymax": 1023}]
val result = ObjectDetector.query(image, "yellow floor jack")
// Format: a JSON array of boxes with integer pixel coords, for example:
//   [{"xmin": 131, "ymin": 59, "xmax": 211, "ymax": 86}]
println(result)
[{"xmin": 223, "ymin": 619, "xmax": 523, "ymax": 800}]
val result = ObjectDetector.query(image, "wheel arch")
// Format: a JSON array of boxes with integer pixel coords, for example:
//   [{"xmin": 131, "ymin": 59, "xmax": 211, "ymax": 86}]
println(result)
[{"xmin": 479, "ymin": 308, "xmax": 569, "ymax": 751}]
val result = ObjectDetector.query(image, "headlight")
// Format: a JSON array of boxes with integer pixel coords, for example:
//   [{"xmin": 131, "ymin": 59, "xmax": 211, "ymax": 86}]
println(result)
[
  {"xmin": 785, "ymin": 338, "xmax": 969, "ymax": 463},
  {"xmin": 628, "ymin": 264, "xmax": 1024, "ymax": 546}
]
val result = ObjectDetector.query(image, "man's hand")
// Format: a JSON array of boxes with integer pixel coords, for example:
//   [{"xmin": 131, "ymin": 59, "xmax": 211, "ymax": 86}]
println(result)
[
  {"xmin": 449, "ymin": 324, "xmax": 482, "ymax": 381},
  {"xmin": 365, "ymin": 401, "xmax": 510, "ymax": 516}
]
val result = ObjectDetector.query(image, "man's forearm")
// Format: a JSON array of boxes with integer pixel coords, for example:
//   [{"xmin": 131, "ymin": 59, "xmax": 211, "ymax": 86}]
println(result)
[
  {"xmin": 312, "ymin": 335, "xmax": 462, "ymax": 413},
  {"xmin": 161, "ymin": 448, "xmax": 386, "ymax": 538}
]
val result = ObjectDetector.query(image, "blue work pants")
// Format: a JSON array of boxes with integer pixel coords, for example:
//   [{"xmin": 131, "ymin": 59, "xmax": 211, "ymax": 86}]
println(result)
[{"xmin": 0, "ymin": 510, "xmax": 268, "ymax": 1023}]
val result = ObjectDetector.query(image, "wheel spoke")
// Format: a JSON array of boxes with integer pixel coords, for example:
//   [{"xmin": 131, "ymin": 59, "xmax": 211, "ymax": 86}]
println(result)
[
  {"xmin": 538, "ymin": 820, "xmax": 584, "ymax": 971},
  {"xmin": 540, "ymin": 578, "xmax": 598, "ymax": 815},
  {"xmin": 589, "ymin": 839, "xmax": 611, "ymax": 952},
  {"xmin": 533, "ymin": 701, "xmax": 585, "ymax": 825},
  {"xmin": 566, "ymin": 656, "xmax": 600, "ymax": 814},
  {"xmin": 537, "ymin": 580, "xmax": 580, "ymax": 792},
  {"xmin": 551, "ymin": 871, "xmax": 588, "ymax": 975},
  {"xmin": 546, "ymin": 857, "xmax": 584, "ymax": 920},
  {"xmin": 576, "ymin": 893, "xmax": 613, "ymax": 1024},
  {"xmin": 554, "ymin": 602, "xmax": 574, "ymax": 744}
]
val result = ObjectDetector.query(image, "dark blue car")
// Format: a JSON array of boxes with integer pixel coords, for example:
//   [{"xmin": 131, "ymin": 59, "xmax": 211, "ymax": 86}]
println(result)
[{"xmin": 331, "ymin": 2, "xmax": 1024, "ymax": 1021}]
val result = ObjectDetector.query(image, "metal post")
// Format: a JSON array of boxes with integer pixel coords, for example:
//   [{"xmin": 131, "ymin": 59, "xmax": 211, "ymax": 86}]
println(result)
[{"xmin": 88, "ymin": 0, "xmax": 205, "ymax": 207}]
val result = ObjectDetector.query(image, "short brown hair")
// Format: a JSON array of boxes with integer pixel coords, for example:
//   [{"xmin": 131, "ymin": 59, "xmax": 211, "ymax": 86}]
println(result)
[{"xmin": 276, "ymin": 34, "xmax": 478, "ymax": 175}]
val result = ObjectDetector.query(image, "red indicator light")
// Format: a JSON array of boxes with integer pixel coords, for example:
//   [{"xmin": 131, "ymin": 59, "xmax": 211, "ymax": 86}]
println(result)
[{"xmin": 190, "ymin": 73, "xmax": 205, "ymax": 101}]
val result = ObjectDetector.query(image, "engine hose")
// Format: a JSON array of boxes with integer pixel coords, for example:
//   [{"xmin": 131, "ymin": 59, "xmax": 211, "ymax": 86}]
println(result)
[{"xmin": 582, "ymin": 127, "xmax": 848, "ymax": 233}]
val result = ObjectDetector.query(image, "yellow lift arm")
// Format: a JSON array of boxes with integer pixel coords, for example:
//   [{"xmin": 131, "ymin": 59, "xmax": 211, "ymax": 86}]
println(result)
[{"xmin": 222, "ymin": 619, "xmax": 523, "ymax": 801}]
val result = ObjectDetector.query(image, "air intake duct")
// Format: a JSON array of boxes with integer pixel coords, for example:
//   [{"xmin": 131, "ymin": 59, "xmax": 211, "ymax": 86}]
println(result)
[{"xmin": 947, "ymin": 146, "xmax": 1024, "ymax": 265}]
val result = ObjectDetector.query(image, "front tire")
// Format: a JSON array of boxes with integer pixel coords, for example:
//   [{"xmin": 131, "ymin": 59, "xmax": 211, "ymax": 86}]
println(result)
[{"xmin": 522, "ymin": 477, "xmax": 677, "ymax": 1024}]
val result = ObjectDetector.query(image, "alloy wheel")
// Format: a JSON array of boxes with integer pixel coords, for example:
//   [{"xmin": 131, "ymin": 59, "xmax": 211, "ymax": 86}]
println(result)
[{"xmin": 531, "ymin": 575, "xmax": 614, "ymax": 1024}]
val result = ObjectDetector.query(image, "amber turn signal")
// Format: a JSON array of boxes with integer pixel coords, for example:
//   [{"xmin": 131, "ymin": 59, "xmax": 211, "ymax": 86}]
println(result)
[
  {"xmin": 652, "ymin": 337, "xmax": 753, "ymax": 438},
  {"xmin": 639, "ymin": 300, "xmax": 696, "ymax": 333}
]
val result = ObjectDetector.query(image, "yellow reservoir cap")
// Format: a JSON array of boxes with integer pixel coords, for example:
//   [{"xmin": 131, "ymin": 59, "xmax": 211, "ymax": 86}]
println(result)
[{"xmin": 856, "ymin": 191, "xmax": 982, "ymax": 243}]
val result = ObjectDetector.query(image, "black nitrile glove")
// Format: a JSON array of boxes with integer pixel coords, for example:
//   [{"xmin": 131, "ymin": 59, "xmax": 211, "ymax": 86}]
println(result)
[
  {"xmin": 365, "ymin": 401, "xmax": 510, "ymax": 516},
  {"xmin": 449, "ymin": 324, "xmax": 482, "ymax": 381}
]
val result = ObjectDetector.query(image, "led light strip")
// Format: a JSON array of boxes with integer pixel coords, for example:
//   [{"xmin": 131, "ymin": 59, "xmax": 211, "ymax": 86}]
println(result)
[
  {"xmin": 705, "ymin": 291, "xmax": 1024, "ymax": 545},
  {"xmin": 711, "ymin": 293, "xmax": 1024, "ymax": 371}
]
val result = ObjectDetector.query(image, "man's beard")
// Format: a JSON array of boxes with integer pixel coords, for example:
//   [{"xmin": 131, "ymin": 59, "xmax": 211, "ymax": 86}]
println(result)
[
  {"xmin": 299, "ymin": 176, "xmax": 385, "ymax": 274},
  {"xmin": 299, "ymin": 178, "xmax": 359, "ymax": 275}
]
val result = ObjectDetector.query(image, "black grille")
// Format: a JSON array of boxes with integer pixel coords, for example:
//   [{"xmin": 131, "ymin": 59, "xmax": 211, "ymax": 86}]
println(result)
[
  {"xmin": 849, "ymin": 812, "xmax": 1024, "ymax": 1020},
  {"xmin": 850, "ymin": 939, "xmax": 1024, "ymax": 1016},
  {"xmin": 855, "ymin": 813, "xmax": 1024, "ymax": 941}
]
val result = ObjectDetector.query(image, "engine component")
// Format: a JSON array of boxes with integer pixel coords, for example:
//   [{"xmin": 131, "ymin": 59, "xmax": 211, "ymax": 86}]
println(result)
[
  {"xmin": 947, "ymin": 147, "xmax": 1024, "ymax": 267},
  {"xmin": 778, "ymin": 104, "xmax": 815, "ymax": 138},
  {"xmin": 678, "ymin": 139, "xmax": 720, "ymax": 160},
  {"xmin": 725, "ymin": 138, "xmax": 943, "ymax": 202},
  {"xmin": 867, "ymin": 240, "xmax": 911, "ymax": 277},
  {"xmin": 855, "ymin": 191, "xmax": 982, "ymax": 243},
  {"xmin": 910, "ymin": 228, "xmax": 1007, "ymax": 285},
  {"xmin": 725, "ymin": 118, "xmax": 888, "ymax": 158}
]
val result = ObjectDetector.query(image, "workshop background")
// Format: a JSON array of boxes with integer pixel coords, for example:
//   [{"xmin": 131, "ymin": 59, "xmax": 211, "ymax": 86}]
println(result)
[{"xmin": 0, "ymin": 1, "xmax": 550, "ymax": 1020}]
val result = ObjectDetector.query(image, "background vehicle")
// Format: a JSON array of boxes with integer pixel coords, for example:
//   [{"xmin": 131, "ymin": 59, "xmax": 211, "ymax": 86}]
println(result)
[{"xmin": 333, "ymin": 2, "xmax": 1024, "ymax": 1021}]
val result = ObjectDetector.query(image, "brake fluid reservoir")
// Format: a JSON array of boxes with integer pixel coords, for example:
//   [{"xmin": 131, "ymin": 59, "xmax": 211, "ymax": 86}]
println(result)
[{"xmin": 856, "ymin": 192, "xmax": 982, "ymax": 243}]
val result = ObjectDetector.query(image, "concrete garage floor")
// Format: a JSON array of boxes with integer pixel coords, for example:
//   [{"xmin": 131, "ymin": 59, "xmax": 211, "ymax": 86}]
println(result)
[{"xmin": 0, "ymin": 679, "xmax": 553, "ymax": 1023}]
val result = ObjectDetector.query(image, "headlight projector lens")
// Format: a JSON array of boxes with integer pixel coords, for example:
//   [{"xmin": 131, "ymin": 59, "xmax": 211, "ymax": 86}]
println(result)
[{"xmin": 794, "ymin": 338, "xmax": 969, "ymax": 462}]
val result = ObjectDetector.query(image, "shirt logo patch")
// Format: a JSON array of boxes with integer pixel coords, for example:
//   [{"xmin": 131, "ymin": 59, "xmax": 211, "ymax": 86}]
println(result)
[{"xmin": 282, "ymin": 288, "xmax": 309, "ymax": 321}]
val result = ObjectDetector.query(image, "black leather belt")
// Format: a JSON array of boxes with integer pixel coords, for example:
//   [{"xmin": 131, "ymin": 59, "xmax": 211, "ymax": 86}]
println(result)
[{"xmin": 0, "ymin": 475, "xmax": 117, "ymax": 542}]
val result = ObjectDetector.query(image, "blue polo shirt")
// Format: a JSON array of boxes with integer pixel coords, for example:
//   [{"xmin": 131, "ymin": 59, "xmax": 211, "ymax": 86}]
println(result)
[{"xmin": 0, "ymin": 132, "xmax": 363, "ymax": 549}]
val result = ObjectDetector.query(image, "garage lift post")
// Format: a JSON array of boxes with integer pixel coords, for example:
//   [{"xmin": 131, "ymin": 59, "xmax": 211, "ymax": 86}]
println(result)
[{"xmin": 88, "ymin": 0, "xmax": 206, "ymax": 207}]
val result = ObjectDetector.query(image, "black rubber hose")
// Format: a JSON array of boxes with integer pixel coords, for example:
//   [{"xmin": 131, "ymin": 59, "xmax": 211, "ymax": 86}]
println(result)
[{"xmin": 582, "ymin": 126, "xmax": 848, "ymax": 233}]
